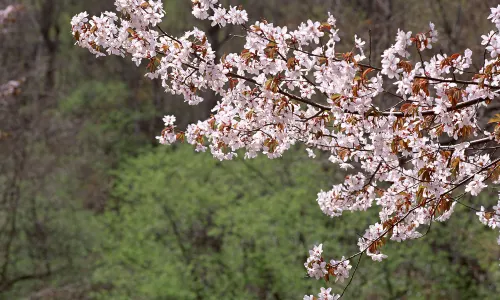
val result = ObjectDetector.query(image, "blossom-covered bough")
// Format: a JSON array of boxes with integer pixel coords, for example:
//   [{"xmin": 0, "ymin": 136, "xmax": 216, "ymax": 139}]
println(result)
[{"xmin": 72, "ymin": 1, "xmax": 500, "ymax": 298}]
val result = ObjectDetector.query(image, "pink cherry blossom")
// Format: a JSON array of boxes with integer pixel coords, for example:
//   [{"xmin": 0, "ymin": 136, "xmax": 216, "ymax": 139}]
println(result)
[{"xmin": 72, "ymin": 2, "xmax": 500, "ymax": 297}]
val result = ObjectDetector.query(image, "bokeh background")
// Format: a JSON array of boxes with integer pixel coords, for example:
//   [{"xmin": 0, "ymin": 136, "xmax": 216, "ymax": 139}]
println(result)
[{"xmin": 1, "ymin": 0, "xmax": 500, "ymax": 299}]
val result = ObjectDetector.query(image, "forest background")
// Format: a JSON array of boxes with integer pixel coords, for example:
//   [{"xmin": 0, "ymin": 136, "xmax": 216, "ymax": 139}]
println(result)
[{"xmin": 1, "ymin": 0, "xmax": 500, "ymax": 299}]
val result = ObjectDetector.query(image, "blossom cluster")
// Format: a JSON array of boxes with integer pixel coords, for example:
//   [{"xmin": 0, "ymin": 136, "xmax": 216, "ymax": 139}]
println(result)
[
  {"xmin": 0, "ymin": 4, "xmax": 22, "ymax": 33},
  {"xmin": 304, "ymin": 244, "xmax": 352, "ymax": 283},
  {"xmin": 476, "ymin": 198, "xmax": 500, "ymax": 245},
  {"xmin": 72, "ymin": 1, "xmax": 500, "ymax": 297},
  {"xmin": 71, "ymin": 0, "xmax": 164, "ymax": 61},
  {"xmin": 0, "ymin": 4, "xmax": 22, "ymax": 28},
  {"xmin": 191, "ymin": 0, "xmax": 248, "ymax": 26},
  {"xmin": 0, "ymin": 79, "xmax": 21, "ymax": 99},
  {"xmin": 303, "ymin": 287, "xmax": 340, "ymax": 300}
]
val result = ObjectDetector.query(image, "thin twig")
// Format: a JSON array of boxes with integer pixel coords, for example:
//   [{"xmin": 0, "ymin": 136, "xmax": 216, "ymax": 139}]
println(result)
[{"xmin": 339, "ymin": 252, "xmax": 363, "ymax": 299}]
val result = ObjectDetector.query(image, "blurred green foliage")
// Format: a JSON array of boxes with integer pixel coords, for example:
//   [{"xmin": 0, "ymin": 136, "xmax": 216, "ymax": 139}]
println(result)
[{"xmin": 92, "ymin": 147, "xmax": 337, "ymax": 299}]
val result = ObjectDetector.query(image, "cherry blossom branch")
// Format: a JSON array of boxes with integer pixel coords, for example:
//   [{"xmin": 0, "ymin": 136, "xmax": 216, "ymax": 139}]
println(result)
[{"xmin": 70, "ymin": 2, "xmax": 500, "ymax": 299}]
